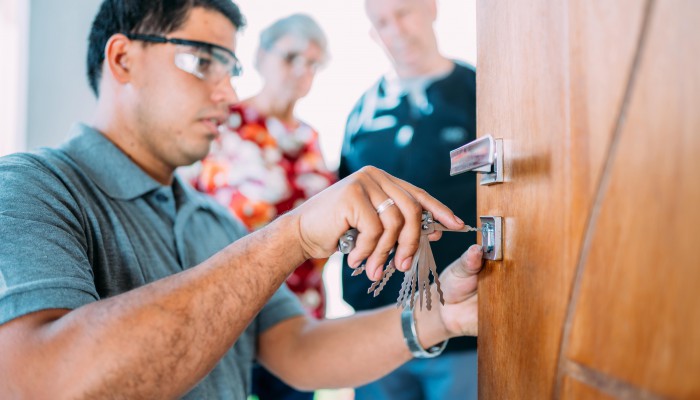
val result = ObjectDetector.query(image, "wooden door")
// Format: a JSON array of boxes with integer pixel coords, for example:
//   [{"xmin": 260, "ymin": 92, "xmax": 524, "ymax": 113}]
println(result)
[{"xmin": 476, "ymin": 0, "xmax": 700, "ymax": 398}]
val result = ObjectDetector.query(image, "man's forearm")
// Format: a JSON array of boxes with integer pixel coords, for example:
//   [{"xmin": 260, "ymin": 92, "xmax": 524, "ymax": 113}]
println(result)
[
  {"xmin": 4, "ymin": 214, "xmax": 305, "ymax": 399},
  {"xmin": 258, "ymin": 290, "xmax": 449, "ymax": 390}
]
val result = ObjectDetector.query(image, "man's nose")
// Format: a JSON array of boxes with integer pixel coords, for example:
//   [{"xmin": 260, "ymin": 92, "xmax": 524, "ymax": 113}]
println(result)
[
  {"xmin": 292, "ymin": 63, "xmax": 316, "ymax": 78},
  {"xmin": 212, "ymin": 76, "xmax": 239, "ymax": 105},
  {"xmin": 384, "ymin": 16, "xmax": 408, "ymax": 39}
]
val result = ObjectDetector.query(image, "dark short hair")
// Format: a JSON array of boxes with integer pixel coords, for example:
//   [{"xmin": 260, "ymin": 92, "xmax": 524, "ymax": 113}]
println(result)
[{"xmin": 87, "ymin": 0, "xmax": 245, "ymax": 96}]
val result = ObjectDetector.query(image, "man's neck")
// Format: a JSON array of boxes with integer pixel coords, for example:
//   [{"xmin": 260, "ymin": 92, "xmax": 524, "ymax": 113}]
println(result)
[
  {"xmin": 394, "ymin": 54, "xmax": 453, "ymax": 79},
  {"xmin": 92, "ymin": 105, "xmax": 174, "ymax": 186}
]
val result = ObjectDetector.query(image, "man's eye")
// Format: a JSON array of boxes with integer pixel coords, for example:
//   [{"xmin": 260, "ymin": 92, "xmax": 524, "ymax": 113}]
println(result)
[
  {"xmin": 197, "ymin": 57, "xmax": 213, "ymax": 70},
  {"xmin": 284, "ymin": 53, "xmax": 301, "ymax": 64}
]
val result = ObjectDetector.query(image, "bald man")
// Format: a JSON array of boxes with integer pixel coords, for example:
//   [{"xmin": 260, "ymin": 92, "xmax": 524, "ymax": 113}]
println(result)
[{"xmin": 338, "ymin": 0, "xmax": 478, "ymax": 399}]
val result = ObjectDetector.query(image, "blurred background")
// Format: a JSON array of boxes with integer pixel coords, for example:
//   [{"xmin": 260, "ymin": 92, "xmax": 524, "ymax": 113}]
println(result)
[
  {"xmin": 0, "ymin": 0, "xmax": 476, "ymax": 167},
  {"xmin": 0, "ymin": 1, "xmax": 475, "ymax": 398}
]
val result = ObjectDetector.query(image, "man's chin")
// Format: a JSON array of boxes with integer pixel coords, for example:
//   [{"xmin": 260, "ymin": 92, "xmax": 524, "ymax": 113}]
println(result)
[{"xmin": 180, "ymin": 148, "xmax": 211, "ymax": 167}]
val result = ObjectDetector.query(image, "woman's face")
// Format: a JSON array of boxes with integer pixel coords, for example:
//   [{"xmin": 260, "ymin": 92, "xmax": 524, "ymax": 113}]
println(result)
[{"xmin": 257, "ymin": 34, "xmax": 325, "ymax": 103}]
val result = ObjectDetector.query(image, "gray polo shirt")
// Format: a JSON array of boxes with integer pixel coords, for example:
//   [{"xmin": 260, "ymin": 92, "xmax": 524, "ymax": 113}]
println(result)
[{"xmin": 0, "ymin": 123, "xmax": 304, "ymax": 399}]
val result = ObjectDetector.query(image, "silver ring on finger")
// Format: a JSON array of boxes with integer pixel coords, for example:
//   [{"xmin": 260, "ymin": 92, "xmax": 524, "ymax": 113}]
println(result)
[{"xmin": 375, "ymin": 198, "xmax": 396, "ymax": 215}]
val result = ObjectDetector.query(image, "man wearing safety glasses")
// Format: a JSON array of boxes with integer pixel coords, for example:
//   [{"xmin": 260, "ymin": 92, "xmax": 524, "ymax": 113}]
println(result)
[
  {"xmin": 124, "ymin": 33, "xmax": 243, "ymax": 82},
  {"xmin": 0, "ymin": 1, "xmax": 483, "ymax": 399}
]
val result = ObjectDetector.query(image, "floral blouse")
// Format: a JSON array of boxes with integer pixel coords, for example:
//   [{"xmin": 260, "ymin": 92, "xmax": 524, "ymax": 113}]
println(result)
[{"xmin": 185, "ymin": 103, "xmax": 336, "ymax": 318}]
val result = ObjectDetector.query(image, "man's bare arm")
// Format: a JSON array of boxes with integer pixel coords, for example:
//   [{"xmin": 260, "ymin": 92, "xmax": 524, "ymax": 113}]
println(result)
[
  {"xmin": 0, "ymin": 215, "xmax": 304, "ymax": 399},
  {"xmin": 0, "ymin": 167, "xmax": 463, "ymax": 398},
  {"xmin": 258, "ymin": 245, "xmax": 483, "ymax": 390}
]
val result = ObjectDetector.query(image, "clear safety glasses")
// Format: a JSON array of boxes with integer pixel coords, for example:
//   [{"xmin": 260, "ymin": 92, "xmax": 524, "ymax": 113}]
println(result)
[
  {"xmin": 268, "ymin": 49, "xmax": 326, "ymax": 74},
  {"xmin": 125, "ymin": 33, "xmax": 242, "ymax": 82}
]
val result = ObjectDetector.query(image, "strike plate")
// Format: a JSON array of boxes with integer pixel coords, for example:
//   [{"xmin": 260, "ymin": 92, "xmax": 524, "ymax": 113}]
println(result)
[{"xmin": 479, "ymin": 216, "xmax": 502, "ymax": 260}]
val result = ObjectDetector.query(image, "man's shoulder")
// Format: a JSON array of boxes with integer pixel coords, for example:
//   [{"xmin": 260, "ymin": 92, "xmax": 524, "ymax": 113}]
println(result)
[
  {"xmin": 350, "ymin": 74, "xmax": 393, "ymax": 110},
  {"xmin": 354, "ymin": 76, "xmax": 385, "ymax": 101},
  {"xmin": 426, "ymin": 61, "xmax": 476, "ymax": 100},
  {"xmin": 446, "ymin": 61, "xmax": 476, "ymax": 85},
  {"xmin": 0, "ymin": 148, "xmax": 76, "ymax": 188},
  {"xmin": 0, "ymin": 148, "xmax": 89, "ymax": 211},
  {"xmin": 0, "ymin": 149, "xmax": 91, "ymax": 248},
  {"xmin": 1, "ymin": 148, "xmax": 59, "ymax": 167},
  {"xmin": 453, "ymin": 60, "xmax": 476, "ymax": 73}
]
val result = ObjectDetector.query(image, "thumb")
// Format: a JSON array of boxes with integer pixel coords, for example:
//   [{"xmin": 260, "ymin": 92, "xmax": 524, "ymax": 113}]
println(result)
[
  {"xmin": 452, "ymin": 244, "xmax": 484, "ymax": 279},
  {"xmin": 440, "ymin": 244, "xmax": 483, "ymax": 304}
]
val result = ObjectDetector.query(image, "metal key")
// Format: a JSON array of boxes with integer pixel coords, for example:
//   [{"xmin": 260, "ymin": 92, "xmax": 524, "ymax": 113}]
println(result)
[
  {"xmin": 398, "ymin": 212, "xmax": 442, "ymax": 310},
  {"xmin": 367, "ymin": 252, "xmax": 396, "ymax": 296},
  {"xmin": 338, "ymin": 211, "xmax": 481, "ymax": 310}
]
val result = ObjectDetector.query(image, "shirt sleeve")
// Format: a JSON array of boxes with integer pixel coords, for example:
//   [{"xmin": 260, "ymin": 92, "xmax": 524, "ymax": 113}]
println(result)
[
  {"xmin": 0, "ymin": 154, "xmax": 98, "ymax": 325},
  {"xmin": 256, "ymin": 283, "xmax": 306, "ymax": 333}
]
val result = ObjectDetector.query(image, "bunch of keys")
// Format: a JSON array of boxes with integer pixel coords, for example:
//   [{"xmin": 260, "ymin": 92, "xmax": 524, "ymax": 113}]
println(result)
[{"xmin": 337, "ymin": 211, "xmax": 481, "ymax": 311}]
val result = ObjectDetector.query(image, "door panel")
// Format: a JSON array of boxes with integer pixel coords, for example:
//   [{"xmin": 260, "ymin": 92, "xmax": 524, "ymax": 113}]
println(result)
[
  {"xmin": 565, "ymin": 0, "xmax": 700, "ymax": 397},
  {"xmin": 476, "ymin": 0, "xmax": 700, "ymax": 398},
  {"xmin": 568, "ymin": 0, "xmax": 646, "ymax": 212},
  {"xmin": 561, "ymin": 376, "xmax": 615, "ymax": 400},
  {"xmin": 476, "ymin": 1, "xmax": 571, "ymax": 398}
]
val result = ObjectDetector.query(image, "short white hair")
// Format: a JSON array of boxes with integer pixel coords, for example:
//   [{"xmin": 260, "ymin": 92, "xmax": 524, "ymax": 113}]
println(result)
[{"xmin": 258, "ymin": 13, "xmax": 328, "ymax": 56}]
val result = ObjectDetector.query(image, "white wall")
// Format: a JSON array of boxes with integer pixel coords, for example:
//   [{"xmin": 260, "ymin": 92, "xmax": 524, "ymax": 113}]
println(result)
[
  {"xmin": 0, "ymin": 0, "xmax": 29, "ymax": 156},
  {"xmin": 25, "ymin": 0, "xmax": 101, "ymax": 151}
]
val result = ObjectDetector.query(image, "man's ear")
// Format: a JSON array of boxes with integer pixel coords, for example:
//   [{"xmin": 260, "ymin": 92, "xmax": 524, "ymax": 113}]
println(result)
[{"xmin": 104, "ymin": 34, "xmax": 132, "ymax": 85}]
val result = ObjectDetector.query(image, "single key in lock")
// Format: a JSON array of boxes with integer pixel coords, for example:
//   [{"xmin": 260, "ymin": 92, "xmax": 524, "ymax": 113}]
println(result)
[{"xmin": 337, "ymin": 211, "xmax": 481, "ymax": 310}]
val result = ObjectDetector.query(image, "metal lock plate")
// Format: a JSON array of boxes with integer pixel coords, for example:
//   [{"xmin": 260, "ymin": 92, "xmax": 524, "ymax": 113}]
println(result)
[{"xmin": 479, "ymin": 216, "xmax": 503, "ymax": 260}]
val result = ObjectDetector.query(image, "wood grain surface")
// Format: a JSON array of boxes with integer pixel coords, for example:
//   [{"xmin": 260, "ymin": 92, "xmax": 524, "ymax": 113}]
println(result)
[
  {"xmin": 476, "ymin": 0, "xmax": 572, "ymax": 397},
  {"xmin": 564, "ymin": 0, "xmax": 700, "ymax": 397},
  {"xmin": 476, "ymin": 0, "xmax": 700, "ymax": 398}
]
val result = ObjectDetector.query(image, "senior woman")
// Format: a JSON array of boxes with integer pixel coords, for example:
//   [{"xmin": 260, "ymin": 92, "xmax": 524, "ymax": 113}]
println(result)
[{"xmin": 186, "ymin": 14, "xmax": 335, "ymax": 400}]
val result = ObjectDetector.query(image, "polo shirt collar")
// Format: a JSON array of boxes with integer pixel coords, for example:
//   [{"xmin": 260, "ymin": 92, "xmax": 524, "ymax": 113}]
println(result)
[
  {"xmin": 60, "ymin": 123, "xmax": 204, "ymax": 205},
  {"xmin": 173, "ymin": 171, "xmax": 215, "ymax": 211}
]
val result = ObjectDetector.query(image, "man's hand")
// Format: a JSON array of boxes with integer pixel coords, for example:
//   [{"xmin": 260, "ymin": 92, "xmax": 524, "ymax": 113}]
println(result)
[
  {"xmin": 437, "ymin": 244, "xmax": 484, "ymax": 337},
  {"xmin": 289, "ymin": 166, "xmax": 465, "ymax": 281}
]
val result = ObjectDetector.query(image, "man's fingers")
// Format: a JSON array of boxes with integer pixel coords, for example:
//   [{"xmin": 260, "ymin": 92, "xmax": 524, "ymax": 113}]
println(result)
[
  {"xmin": 365, "ymin": 208, "xmax": 404, "ymax": 281},
  {"xmin": 426, "ymin": 230, "xmax": 443, "ymax": 242},
  {"xmin": 355, "ymin": 174, "xmax": 405, "ymax": 280},
  {"xmin": 374, "ymin": 170, "xmax": 463, "ymax": 230},
  {"xmin": 461, "ymin": 244, "xmax": 484, "ymax": 275},
  {"xmin": 345, "ymin": 187, "xmax": 383, "ymax": 269},
  {"xmin": 358, "ymin": 167, "xmax": 422, "ymax": 270},
  {"xmin": 439, "ymin": 245, "xmax": 483, "ymax": 304},
  {"xmin": 342, "ymin": 166, "xmax": 464, "ymax": 279},
  {"xmin": 360, "ymin": 167, "xmax": 432, "ymax": 271},
  {"xmin": 441, "ymin": 244, "xmax": 484, "ymax": 278},
  {"xmin": 344, "ymin": 171, "xmax": 408, "ymax": 280}
]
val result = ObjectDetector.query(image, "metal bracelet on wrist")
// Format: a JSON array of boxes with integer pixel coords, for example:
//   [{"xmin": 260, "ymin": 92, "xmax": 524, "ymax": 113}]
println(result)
[{"xmin": 401, "ymin": 304, "xmax": 448, "ymax": 358}]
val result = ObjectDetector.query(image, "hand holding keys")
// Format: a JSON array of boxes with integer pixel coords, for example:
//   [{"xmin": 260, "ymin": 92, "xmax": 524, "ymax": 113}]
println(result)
[{"xmin": 338, "ymin": 211, "xmax": 481, "ymax": 311}]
